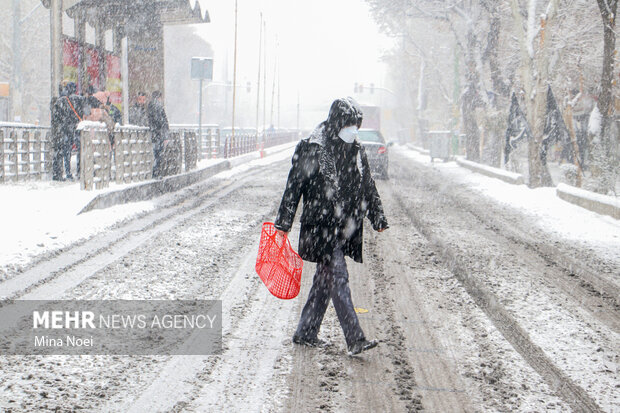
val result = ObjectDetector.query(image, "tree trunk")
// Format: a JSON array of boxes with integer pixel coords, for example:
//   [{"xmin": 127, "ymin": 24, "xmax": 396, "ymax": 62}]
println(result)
[
  {"xmin": 462, "ymin": 26, "xmax": 481, "ymax": 162},
  {"xmin": 511, "ymin": 0, "xmax": 555, "ymax": 188},
  {"xmin": 589, "ymin": 0, "xmax": 618, "ymax": 194},
  {"xmin": 485, "ymin": 3, "xmax": 509, "ymax": 98}
]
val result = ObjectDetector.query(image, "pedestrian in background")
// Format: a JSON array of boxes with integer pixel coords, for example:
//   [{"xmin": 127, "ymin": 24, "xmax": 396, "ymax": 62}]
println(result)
[
  {"xmin": 147, "ymin": 90, "xmax": 169, "ymax": 178},
  {"xmin": 129, "ymin": 91, "xmax": 149, "ymax": 126},
  {"xmin": 51, "ymin": 81, "xmax": 89, "ymax": 181},
  {"xmin": 275, "ymin": 97, "xmax": 388, "ymax": 355},
  {"xmin": 50, "ymin": 80, "xmax": 69, "ymax": 181}
]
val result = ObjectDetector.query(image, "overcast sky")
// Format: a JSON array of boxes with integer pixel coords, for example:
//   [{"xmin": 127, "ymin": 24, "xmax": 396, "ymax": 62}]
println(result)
[{"xmin": 190, "ymin": 0, "xmax": 394, "ymax": 127}]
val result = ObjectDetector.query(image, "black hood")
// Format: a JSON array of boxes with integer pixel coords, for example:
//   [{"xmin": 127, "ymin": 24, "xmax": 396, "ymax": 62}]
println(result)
[
  {"xmin": 65, "ymin": 82, "xmax": 77, "ymax": 96},
  {"xmin": 325, "ymin": 97, "xmax": 363, "ymax": 138}
]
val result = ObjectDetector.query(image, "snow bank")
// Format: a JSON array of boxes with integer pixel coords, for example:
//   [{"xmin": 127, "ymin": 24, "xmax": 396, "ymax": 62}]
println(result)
[
  {"xmin": 0, "ymin": 181, "xmax": 154, "ymax": 270},
  {"xmin": 557, "ymin": 183, "xmax": 620, "ymax": 220},
  {"xmin": 456, "ymin": 157, "xmax": 525, "ymax": 185},
  {"xmin": 405, "ymin": 143, "xmax": 430, "ymax": 155},
  {"xmin": 400, "ymin": 146, "xmax": 620, "ymax": 264}
]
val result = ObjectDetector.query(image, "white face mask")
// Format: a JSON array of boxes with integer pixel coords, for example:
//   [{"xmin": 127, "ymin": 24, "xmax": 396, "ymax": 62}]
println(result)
[{"xmin": 338, "ymin": 126, "xmax": 358, "ymax": 143}]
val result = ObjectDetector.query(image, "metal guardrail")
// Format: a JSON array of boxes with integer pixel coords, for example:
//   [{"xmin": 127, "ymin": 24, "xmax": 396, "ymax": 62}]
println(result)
[
  {"xmin": 170, "ymin": 124, "xmax": 219, "ymax": 159},
  {"xmin": 221, "ymin": 130, "xmax": 300, "ymax": 158},
  {"xmin": 170, "ymin": 125, "xmax": 300, "ymax": 159},
  {"xmin": 0, "ymin": 124, "xmax": 52, "ymax": 182}
]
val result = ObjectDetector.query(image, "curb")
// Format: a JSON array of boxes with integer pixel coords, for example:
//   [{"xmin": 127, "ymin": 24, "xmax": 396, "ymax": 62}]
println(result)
[
  {"xmin": 456, "ymin": 157, "xmax": 525, "ymax": 185},
  {"xmin": 79, "ymin": 142, "xmax": 297, "ymax": 214},
  {"xmin": 406, "ymin": 143, "xmax": 430, "ymax": 155},
  {"xmin": 556, "ymin": 183, "xmax": 620, "ymax": 220}
]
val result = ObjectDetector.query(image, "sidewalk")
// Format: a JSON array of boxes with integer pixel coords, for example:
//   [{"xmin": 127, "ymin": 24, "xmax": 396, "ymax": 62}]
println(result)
[{"xmin": 0, "ymin": 142, "xmax": 297, "ymax": 275}]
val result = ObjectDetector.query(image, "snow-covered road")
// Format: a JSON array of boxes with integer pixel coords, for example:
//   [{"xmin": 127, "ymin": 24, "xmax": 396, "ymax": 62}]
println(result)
[{"xmin": 0, "ymin": 145, "xmax": 617, "ymax": 412}]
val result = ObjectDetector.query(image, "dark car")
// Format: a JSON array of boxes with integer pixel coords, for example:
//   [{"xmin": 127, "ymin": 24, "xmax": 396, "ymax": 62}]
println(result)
[{"xmin": 358, "ymin": 128, "xmax": 391, "ymax": 179}]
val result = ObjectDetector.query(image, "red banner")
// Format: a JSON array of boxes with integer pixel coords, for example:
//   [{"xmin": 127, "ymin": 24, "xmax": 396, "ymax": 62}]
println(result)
[
  {"xmin": 62, "ymin": 39, "xmax": 79, "ymax": 83},
  {"xmin": 86, "ymin": 47, "xmax": 101, "ymax": 90},
  {"xmin": 106, "ymin": 54, "xmax": 122, "ymax": 107}
]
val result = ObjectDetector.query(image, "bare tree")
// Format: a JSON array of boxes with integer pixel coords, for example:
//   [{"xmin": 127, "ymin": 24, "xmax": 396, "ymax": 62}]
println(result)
[{"xmin": 588, "ymin": 0, "xmax": 619, "ymax": 194}]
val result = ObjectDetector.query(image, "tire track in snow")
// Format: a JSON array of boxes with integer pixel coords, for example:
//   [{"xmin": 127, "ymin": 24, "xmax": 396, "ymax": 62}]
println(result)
[
  {"xmin": 0, "ymin": 162, "xmax": 284, "ymax": 304},
  {"xmin": 388, "ymin": 154, "xmax": 605, "ymax": 413}
]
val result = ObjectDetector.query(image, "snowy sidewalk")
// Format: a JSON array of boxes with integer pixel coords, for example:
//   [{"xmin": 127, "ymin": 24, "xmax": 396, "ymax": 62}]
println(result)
[
  {"xmin": 399, "ymin": 146, "xmax": 620, "ymax": 265},
  {"xmin": 0, "ymin": 143, "xmax": 296, "ymax": 274}
]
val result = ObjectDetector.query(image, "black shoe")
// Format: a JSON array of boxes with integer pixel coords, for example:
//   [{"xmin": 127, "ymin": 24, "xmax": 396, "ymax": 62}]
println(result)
[
  {"xmin": 348, "ymin": 339, "xmax": 379, "ymax": 355},
  {"xmin": 292, "ymin": 335, "xmax": 328, "ymax": 348}
]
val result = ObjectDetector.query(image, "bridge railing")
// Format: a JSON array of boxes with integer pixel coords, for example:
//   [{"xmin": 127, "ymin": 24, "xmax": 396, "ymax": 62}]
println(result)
[
  {"xmin": 0, "ymin": 123, "xmax": 52, "ymax": 182},
  {"xmin": 1, "ymin": 122, "xmax": 299, "ymax": 188}
]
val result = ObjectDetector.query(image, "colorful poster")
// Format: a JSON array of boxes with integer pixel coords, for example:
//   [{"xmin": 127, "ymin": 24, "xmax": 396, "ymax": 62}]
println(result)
[
  {"xmin": 86, "ymin": 47, "xmax": 101, "ymax": 91},
  {"xmin": 62, "ymin": 39, "xmax": 79, "ymax": 83},
  {"xmin": 106, "ymin": 54, "xmax": 122, "ymax": 111}
]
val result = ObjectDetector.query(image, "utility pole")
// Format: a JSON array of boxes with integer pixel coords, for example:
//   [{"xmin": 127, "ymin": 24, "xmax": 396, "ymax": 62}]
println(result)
[
  {"xmin": 198, "ymin": 77, "xmax": 203, "ymax": 151},
  {"xmin": 50, "ymin": 0, "xmax": 63, "ymax": 103},
  {"xmin": 277, "ymin": 59, "xmax": 280, "ymax": 130},
  {"xmin": 11, "ymin": 0, "xmax": 21, "ymax": 121},
  {"xmin": 231, "ymin": 0, "xmax": 238, "ymax": 141},
  {"xmin": 262, "ymin": 20, "xmax": 266, "ymax": 134},
  {"xmin": 270, "ymin": 45, "xmax": 277, "ymax": 127},
  {"xmin": 296, "ymin": 90, "xmax": 300, "ymax": 133},
  {"xmin": 256, "ymin": 12, "xmax": 262, "ymax": 140}
]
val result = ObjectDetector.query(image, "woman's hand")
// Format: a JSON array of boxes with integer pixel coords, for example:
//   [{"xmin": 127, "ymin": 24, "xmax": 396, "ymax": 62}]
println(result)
[
  {"xmin": 276, "ymin": 229, "xmax": 289, "ymax": 238},
  {"xmin": 377, "ymin": 227, "xmax": 387, "ymax": 233}
]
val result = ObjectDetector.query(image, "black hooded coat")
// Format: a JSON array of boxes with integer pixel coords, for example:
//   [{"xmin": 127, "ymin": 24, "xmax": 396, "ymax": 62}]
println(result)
[
  {"xmin": 274, "ymin": 98, "xmax": 388, "ymax": 264},
  {"xmin": 51, "ymin": 83, "xmax": 89, "ymax": 148}
]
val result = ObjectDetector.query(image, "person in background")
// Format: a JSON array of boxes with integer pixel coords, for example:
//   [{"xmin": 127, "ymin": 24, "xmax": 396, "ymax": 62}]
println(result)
[
  {"xmin": 91, "ymin": 90, "xmax": 118, "ymax": 151},
  {"xmin": 109, "ymin": 102, "xmax": 122, "ymax": 126},
  {"xmin": 50, "ymin": 80, "xmax": 69, "ymax": 180},
  {"xmin": 274, "ymin": 97, "xmax": 388, "ymax": 355},
  {"xmin": 84, "ymin": 85, "xmax": 101, "ymax": 111},
  {"xmin": 129, "ymin": 91, "xmax": 148, "ymax": 126},
  {"xmin": 147, "ymin": 91, "xmax": 169, "ymax": 178},
  {"xmin": 52, "ymin": 82, "xmax": 90, "ymax": 181}
]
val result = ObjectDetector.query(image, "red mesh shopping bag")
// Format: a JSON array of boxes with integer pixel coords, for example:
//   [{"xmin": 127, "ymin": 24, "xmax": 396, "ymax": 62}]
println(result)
[{"xmin": 255, "ymin": 222, "xmax": 303, "ymax": 299}]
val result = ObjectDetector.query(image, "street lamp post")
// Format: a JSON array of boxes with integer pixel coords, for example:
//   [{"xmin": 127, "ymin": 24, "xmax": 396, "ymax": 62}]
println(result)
[
  {"xmin": 231, "ymin": 0, "xmax": 238, "ymax": 146},
  {"xmin": 50, "ymin": 0, "xmax": 63, "ymax": 103}
]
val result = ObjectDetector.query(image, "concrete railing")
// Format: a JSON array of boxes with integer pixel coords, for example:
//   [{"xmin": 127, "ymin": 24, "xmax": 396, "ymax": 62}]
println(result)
[
  {"xmin": 79, "ymin": 124, "xmax": 199, "ymax": 190},
  {"xmin": 112, "ymin": 126, "xmax": 153, "ymax": 185},
  {"xmin": 0, "ymin": 123, "xmax": 52, "ymax": 182},
  {"xmin": 79, "ymin": 123, "xmax": 113, "ymax": 190},
  {"xmin": 0, "ymin": 122, "xmax": 298, "ymax": 188}
]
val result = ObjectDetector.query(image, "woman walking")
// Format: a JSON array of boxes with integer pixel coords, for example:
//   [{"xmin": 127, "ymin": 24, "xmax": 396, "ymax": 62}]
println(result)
[{"xmin": 275, "ymin": 97, "xmax": 388, "ymax": 355}]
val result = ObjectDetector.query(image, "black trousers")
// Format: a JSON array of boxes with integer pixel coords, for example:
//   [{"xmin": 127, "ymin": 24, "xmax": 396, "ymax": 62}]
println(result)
[
  {"xmin": 51, "ymin": 135, "xmax": 72, "ymax": 180},
  {"xmin": 152, "ymin": 139, "xmax": 164, "ymax": 178},
  {"xmin": 294, "ymin": 247, "xmax": 365, "ymax": 348}
]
